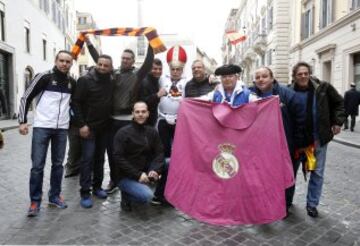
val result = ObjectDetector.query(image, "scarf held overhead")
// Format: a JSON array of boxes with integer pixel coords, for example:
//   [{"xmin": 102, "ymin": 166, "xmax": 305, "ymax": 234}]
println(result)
[{"xmin": 71, "ymin": 27, "xmax": 166, "ymax": 58}]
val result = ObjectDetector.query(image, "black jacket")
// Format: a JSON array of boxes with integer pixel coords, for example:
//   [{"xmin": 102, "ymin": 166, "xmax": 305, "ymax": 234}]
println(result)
[
  {"xmin": 72, "ymin": 67, "xmax": 114, "ymax": 130},
  {"xmin": 344, "ymin": 88, "xmax": 360, "ymax": 116},
  {"xmin": 138, "ymin": 74, "xmax": 160, "ymax": 126},
  {"xmin": 291, "ymin": 77, "xmax": 345, "ymax": 147},
  {"xmin": 113, "ymin": 121, "xmax": 164, "ymax": 183},
  {"xmin": 87, "ymin": 42, "xmax": 154, "ymax": 116},
  {"xmin": 185, "ymin": 77, "xmax": 216, "ymax": 98}
]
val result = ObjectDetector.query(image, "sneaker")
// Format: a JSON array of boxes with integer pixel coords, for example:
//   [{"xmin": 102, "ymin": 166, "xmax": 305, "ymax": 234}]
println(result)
[
  {"xmin": 80, "ymin": 196, "xmax": 93, "ymax": 208},
  {"xmin": 49, "ymin": 196, "xmax": 68, "ymax": 209},
  {"xmin": 105, "ymin": 182, "xmax": 118, "ymax": 194},
  {"xmin": 120, "ymin": 200, "xmax": 132, "ymax": 212},
  {"xmin": 151, "ymin": 196, "xmax": 162, "ymax": 206},
  {"xmin": 27, "ymin": 201, "xmax": 40, "ymax": 217},
  {"xmin": 306, "ymin": 206, "xmax": 318, "ymax": 218},
  {"xmin": 93, "ymin": 189, "xmax": 108, "ymax": 199}
]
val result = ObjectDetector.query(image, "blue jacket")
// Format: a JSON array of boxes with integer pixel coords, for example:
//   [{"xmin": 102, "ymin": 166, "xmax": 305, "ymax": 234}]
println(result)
[
  {"xmin": 212, "ymin": 81, "xmax": 250, "ymax": 107},
  {"xmin": 250, "ymin": 80, "xmax": 301, "ymax": 156}
]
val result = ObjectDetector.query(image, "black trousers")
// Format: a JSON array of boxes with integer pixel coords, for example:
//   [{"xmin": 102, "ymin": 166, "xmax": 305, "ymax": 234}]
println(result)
[
  {"xmin": 107, "ymin": 119, "xmax": 132, "ymax": 183},
  {"xmin": 157, "ymin": 119, "xmax": 176, "ymax": 158},
  {"xmin": 344, "ymin": 114, "xmax": 356, "ymax": 130},
  {"xmin": 64, "ymin": 125, "xmax": 82, "ymax": 175}
]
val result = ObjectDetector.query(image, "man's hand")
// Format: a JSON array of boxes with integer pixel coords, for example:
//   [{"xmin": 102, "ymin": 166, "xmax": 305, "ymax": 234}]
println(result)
[
  {"xmin": 139, "ymin": 172, "xmax": 150, "ymax": 183},
  {"xmin": 148, "ymin": 171, "xmax": 159, "ymax": 181},
  {"xmin": 79, "ymin": 125, "xmax": 91, "ymax": 138},
  {"xmin": 19, "ymin": 123, "xmax": 29, "ymax": 135},
  {"xmin": 332, "ymin": 125, "xmax": 341, "ymax": 135},
  {"xmin": 157, "ymin": 88, "xmax": 167, "ymax": 98}
]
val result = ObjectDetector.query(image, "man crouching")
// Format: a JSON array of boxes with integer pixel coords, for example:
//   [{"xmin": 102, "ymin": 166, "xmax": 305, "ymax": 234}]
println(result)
[{"xmin": 113, "ymin": 101, "xmax": 164, "ymax": 211}]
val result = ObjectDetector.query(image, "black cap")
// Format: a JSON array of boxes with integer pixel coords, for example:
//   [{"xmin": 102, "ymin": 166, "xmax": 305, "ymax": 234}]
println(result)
[{"xmin": 214, "ymin": 64, "xmax": 242, "ymax": 76}]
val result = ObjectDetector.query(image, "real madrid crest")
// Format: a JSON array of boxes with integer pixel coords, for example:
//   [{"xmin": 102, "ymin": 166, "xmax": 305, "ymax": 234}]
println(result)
[{"xmin": 212, "ymin": 143, "xmax": 239, "ymax": 179}]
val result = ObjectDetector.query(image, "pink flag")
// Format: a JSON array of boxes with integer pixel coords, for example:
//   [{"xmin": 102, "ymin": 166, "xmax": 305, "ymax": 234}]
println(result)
[{"xmin": 165, "ymin": 97, "xmax": 294, "ymax": 225}]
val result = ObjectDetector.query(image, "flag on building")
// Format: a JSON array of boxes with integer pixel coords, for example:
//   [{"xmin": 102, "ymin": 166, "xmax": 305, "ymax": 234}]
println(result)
[
  {"xmin": 165, "ymin": 97, "xmax": 294, "ymax": 225},
  {"xmin": 226, "ymin": 31, "xmax": 247, "ymax": 45}
]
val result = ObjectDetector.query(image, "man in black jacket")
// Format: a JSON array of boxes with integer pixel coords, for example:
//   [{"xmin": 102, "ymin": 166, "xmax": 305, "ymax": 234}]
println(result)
[
  {"xmin": 344, "ymin": 83, "xmax": 360, "ymax": 131},
  {"xmin": 291, "ymin": 62, "xmax": 345, "ymax": 218},
  {"xmin": 113, "ymin": 101, "xmax": 164, "ymax": 211},
  {"xmin": 185, "ymin": 60, "xmax": 217, "ymax": 98},
  {"xmin": 72, "ymin": 55, "xmax": 114, "ymax": 208},
  {"xmin": 85, "ymin": 37, "xmax": 154, "ymax": 193},
  {"xmin": 138, "ymin": 58, "xmax": 167, "ymax": 126}
]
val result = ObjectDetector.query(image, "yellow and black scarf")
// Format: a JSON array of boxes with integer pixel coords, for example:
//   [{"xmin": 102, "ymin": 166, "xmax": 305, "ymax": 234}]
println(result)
[{"xmin": 71, "ymin": 27, "xmax": 166, "ymax": 59}]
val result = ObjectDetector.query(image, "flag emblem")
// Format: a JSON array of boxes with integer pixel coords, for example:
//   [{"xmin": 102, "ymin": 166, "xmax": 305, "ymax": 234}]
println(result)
[{"xmin": 212, "ymin": 143, "xmax": 239, "ymax": 179}]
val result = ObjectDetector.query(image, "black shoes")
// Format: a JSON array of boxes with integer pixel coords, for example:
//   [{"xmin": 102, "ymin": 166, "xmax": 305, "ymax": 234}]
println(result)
[
  {"xmin": 306, "ymin": 206, "xmax": 318, "ymax": 218},
  {"xmin": 121, "ymin": 200, "xmax": 132, "ymax": 212}
]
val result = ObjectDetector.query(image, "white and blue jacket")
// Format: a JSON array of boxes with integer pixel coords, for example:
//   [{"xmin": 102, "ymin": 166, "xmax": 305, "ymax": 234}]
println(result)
[{"xmin": 18, "ymin": 67, "xmax": 76, "ymax": 129}]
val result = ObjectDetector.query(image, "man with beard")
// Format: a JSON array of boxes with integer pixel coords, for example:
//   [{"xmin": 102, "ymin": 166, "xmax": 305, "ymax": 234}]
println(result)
[
  {"xmin": 72, "ymin": 55, "xmax": 114, "ymax": 208},
  {"xmin": 138, "ymin": 58, "xmax": 167, "ymax": 126}
]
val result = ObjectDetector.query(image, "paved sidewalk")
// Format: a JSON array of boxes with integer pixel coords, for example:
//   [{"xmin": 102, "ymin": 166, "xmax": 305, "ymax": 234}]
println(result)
[{"xmin": 2, "ymin": 116, "xmax": 360, "ymax": 148}]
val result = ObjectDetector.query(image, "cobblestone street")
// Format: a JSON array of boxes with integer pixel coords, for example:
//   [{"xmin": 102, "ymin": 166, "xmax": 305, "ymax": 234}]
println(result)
[{"xmin": 0, "ymin": 129, "xmax": 359, "ymax": 245}]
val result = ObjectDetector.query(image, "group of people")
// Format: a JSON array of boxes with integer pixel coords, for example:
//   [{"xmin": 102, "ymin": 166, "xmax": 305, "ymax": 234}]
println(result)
[{"xmin": 18, "ymin": 37, "xmax": 347, "ymax": 221}]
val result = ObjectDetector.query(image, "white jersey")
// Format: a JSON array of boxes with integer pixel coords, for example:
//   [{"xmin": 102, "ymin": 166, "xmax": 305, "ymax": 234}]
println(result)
[{"xmin": 158, "ymin": 75, "xmax": 187, "ymax": 124}]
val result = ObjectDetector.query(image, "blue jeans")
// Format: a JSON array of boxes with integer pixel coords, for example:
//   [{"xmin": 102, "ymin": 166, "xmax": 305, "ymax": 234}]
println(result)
[
  {"xmin": 79, "ymin": 128, "xmax": 108, "ymax": 197},
  {"xmin": 30, "ymin": 127, "xmax": 67, "ymax": 202},
  {"xmin": 307, "ymin": 142, "xmax": 328, "ymax": 207},
  {"xmin": 118, "ymin": 178, "xmax": 153, "ymax": 204}
]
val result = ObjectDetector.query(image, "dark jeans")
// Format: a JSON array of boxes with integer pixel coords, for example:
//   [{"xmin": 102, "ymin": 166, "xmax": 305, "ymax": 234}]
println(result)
[
  {"xmin": 157, "ymin": 119, "xmax": 175, "ymax": 158},
  {"xmin": 30, "ymin": 127, "xmax": 67, "ymax": 202},
  {"xmin": 154, "ymin": 159, "xmax": 170, "ymax": 199},
  {"xmin": 285, "ymin": 158, "xmax": 301, "ymax": 208},
  {"xmin": 107, "ymin": 119, "xmax": 131, "ymax": 183},
  {"xmin": 64, "ymin": 125, "xmax": 81, "ymax": 175},
  {"xmin": 344, "ymin": 114, "xmax": 356, "ymax": 130},
  {"xmin": 79, "ymin": 128, "xmax": 108, "ymax": 197}
]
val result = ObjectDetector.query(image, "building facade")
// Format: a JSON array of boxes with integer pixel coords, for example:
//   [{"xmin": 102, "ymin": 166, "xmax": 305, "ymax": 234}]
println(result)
[
  {"xmin": 76, "ymin": 11, "xmax": 101, "ymax": 75},
  {"xmin": 289, "ymin": 0, "xmax": 360, "ymax": 93},
  {"xmin": 222, "ymin": 0, "xmax": 291, "ymax": 85},
  {"xmin": 0, "ymin": 0, "xmax": 77, "ymax": 120}
]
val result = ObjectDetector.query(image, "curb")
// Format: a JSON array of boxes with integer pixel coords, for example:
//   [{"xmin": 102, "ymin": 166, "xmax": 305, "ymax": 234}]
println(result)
[
  {"xmin": 333, "ymin": 138, "xmax": 360, "ymax": 149},
  {"xmin": 1, "ymin": 125, "xmax": 19, "ymax": 132}
]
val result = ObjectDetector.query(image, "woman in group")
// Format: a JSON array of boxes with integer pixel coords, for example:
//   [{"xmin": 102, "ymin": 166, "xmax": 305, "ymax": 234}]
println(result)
[{"xmin": 250, "ymin": 66, "xmax": 301, "ymax": 213}]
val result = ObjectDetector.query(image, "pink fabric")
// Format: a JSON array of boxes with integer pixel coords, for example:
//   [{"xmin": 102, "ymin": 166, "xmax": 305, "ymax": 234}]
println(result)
[{"xmin": 165, "ymin": 97, "xmax": 294, "ymax": 225}]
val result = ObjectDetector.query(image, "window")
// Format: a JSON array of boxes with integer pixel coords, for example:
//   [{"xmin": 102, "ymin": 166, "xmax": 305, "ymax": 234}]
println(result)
[
  {"xmin": 320, "ymin": 0, "xmax": 333, "ymax": 29},
  {"xmin": 261, "ymin": 16, "xmax": 266, "ymax": 35},
  {"xmin": 0, "ymin": 3, "xmax": 5, "ymax": 41},
  {"xmin": 351, "ymin": 0, "xmax": 360, "ymax": 10},
  {"xmin": 52, "ymin": 1, "xmax": 56, "ymax": 22},
  {"xmin": 79, "ymin": 65, "xmax": 87, "ymax": 75},
  {"xmin": 301, "ymin": 6, "xmax": 314, "ymax": 40},
  {"xmin": 24, "ymin": 67, "xmax": 33, "ymax": 90},
  {"xmin": 24, "ymin": 26, "xmax": 30, "ymax": 53},
  {"xmin": 267, "ymin": 7, "xmax": 273, "ymax": 31},
  {"xmin": 266, "ymin": 49, "xmax": 272, "ymax": 65},
  {"xmin": 78, "ymin": 17, "xmax": 86, "ymax": 25},
  {"xmin": 44, "ymin": 0, "xmax": 49, "ymax": 14},
  {"xmin": 42, "ymin": 39, "xmax": 47, "ymax": 60}
]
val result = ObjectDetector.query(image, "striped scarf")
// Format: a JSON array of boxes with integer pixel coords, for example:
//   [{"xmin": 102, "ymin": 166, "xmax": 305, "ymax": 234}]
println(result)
[{"xmin": 71, "ymin": 27, "xmax": 166, "ymax": 58}]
